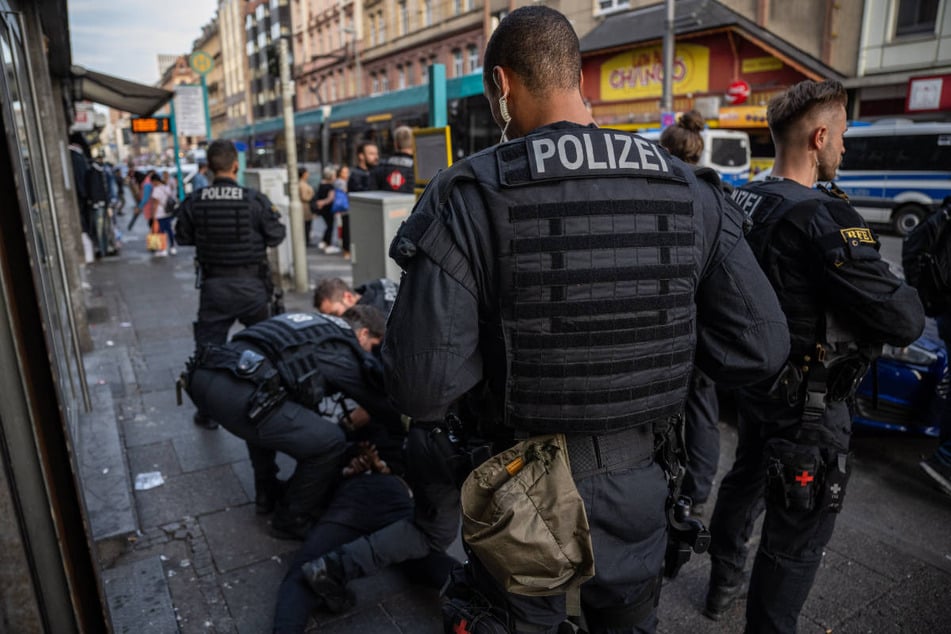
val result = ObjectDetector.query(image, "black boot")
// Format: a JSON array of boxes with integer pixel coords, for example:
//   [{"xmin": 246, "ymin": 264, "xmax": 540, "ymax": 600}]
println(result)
[
  {"xmin": 270, "ymin": 506, "xmax": 313, "ymax": 541},
  {"xmin": 193, "ymin": 411, "xmax": 219, "ymax": 430},
  {"xmin": 703, "ymin": 581, "xmax": 744, "ymax": 620},
  {"xmin": 254, "ymin": 478, "xmax": 285, "ymax": 515},
  {"xmin": 301, "ymin": 551, "xmax": 354, "ymax": 614}
]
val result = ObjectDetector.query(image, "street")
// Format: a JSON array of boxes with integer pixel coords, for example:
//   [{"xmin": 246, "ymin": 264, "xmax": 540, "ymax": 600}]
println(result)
[{"xmin": 78, "ymin": 222, "xmax": 951, "ymax": 633}]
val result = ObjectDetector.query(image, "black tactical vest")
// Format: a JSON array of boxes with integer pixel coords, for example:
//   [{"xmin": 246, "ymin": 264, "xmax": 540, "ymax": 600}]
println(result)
[
  {"xmin": 356, "ymin": 278, "xmax": 399, "ymax": 316},
  {"xmin": 232, "ymin": 312, "xmax": 364, "ymax": 408},
  {"xmin": 732, "ymin": 179, "xmax": 835, "ymax": 359},
  {"xmin": 189, "ymin": 182, "xmax": 268, "ymax": 266},
  {"xmin": 469, "ymin": 127, "xmax": 702, "ymax": 434}
]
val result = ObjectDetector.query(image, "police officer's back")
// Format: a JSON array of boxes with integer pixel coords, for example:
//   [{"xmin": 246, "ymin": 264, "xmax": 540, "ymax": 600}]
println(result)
[
  {"xmin": 382, "ymin": 7, "xmax": 790, "ymax": 632},
  {"xmin": 176, "ymin": 139, "xmax": 286, "ymax": 429}
]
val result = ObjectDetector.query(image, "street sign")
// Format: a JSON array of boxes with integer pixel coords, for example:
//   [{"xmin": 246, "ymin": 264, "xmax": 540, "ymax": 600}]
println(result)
[
  {"xmin": 189, "ymin": 50, "xmax": 214, "ymax": 76},
  {"xmin": 130, "ymin": 117, "xmax": 171, "ymax": 134},
  {"xmin": 173, "ymin": 85, "xmax": 207, "ymax": 137},
  {"xmin": 725, "ymin": 80, "xmax": 751, "ymax": 106}
]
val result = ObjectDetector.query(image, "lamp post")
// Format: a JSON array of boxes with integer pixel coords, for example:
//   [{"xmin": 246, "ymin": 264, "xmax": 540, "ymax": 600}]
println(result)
[{"xmin": 278, "ymin": 37, "xmax": 308, "ymax": 293}]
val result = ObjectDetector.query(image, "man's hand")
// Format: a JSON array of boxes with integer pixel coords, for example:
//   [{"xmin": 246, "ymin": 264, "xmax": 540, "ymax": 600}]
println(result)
[{"xmin": 342, "ymin": 441, "xmax": 390, "ymax": 477}]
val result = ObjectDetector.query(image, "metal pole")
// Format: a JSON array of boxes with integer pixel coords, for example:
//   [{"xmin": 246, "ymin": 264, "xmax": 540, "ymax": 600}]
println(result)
[
  {"xmin": 661, "ymin": 0, "xmax": 675, "ymax": 113},
  {"xmin": 169, "ymin": 98, "xmax": 185, "ymax": 201},
  {"xmin": 201, "ymin": 74, "xmax": 212, "ymax": 140},
  {"xmin": 280, "ymin": 37, "xmax": 308, "ymax": 293}
]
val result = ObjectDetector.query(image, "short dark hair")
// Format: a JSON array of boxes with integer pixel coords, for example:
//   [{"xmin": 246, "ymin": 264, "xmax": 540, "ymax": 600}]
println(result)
[
  {"xmin": 767, "ymin": 80, "xmax": 848, "ymax": 145},
  {"xmin": 482, "ymin": 6, "xmax": 580, "ymax": 95},
  {"xmin": 207, "ymin": 140, "xmax": 238, "ymax": 173},
  {"xmin": 356, "ymin": 141, "xmax": 377, "ymax": 156},
  {"xmin": 659, "ymin": 110, "xmax": 705, "ymax": 164},
  {"xmin": 342, "ymin": 304, "xmax": 385, "ymax": 339},
  {"xmin": 313, "ymin": 277, "xmax": 352, "ymax": 308}
]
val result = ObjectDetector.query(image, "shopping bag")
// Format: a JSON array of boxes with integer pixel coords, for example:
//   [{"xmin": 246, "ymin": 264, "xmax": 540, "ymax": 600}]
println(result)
[{"xmin": 146, "ymin": 219, "xmax": 167, "ymax": 252}]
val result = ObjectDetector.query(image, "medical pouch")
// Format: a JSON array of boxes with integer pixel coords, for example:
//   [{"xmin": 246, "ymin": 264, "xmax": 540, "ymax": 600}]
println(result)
[
  {"xmin": 764, "ymin": 438, "xmax": 822, "ymax": 512},
  {"xmin": 822, "ymin": 451, "xmax": 850, "ymax": 513}
]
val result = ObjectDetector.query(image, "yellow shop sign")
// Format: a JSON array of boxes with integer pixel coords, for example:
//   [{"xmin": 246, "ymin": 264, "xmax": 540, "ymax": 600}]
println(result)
[{"xmin": 600, "ymin": 43, "xmax": 710, "ymax": 101}]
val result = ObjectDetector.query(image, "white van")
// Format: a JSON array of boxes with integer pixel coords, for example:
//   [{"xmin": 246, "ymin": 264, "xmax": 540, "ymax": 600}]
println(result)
[{"xmin": 636, "ymin": 128, "xmax": 752, "ymax": 188}]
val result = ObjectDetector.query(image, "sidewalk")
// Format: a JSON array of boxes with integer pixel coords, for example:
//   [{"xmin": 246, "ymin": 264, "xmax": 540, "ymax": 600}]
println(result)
[{"xmin": 78, "ymin": 212, "xmax": 951, "ymax": 633}]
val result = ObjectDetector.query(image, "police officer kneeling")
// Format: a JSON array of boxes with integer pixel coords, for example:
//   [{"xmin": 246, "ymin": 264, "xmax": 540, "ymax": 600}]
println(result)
[{"xmin": 180, "ymin": 305, "xmax": 394, "ymax": 539}]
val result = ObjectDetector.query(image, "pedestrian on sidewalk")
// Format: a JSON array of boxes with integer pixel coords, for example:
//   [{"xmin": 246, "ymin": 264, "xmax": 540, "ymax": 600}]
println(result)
[
  {"xmin": 175, "ymin": 139, "xmax": 286, "ymax": 430},
  {"xmin": 149, "ymin": 171, "xmax": 176, "ymax": 256},
  {"xmin": 128, "ymin": 170, "xmax": 156, "ymax": 231},
  {"xmin": 298, "ymin": 167, "xmax": 315, "ymax": 246},
  {"xmin": 314, "ymin": 166, "xmax": 336, "ymax": 253}
]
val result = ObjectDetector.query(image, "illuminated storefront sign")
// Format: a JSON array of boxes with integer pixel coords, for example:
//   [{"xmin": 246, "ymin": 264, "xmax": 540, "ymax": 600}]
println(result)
[{"xmin": 600, "ymin": 43, "xmax": 710, "ymax": 102}]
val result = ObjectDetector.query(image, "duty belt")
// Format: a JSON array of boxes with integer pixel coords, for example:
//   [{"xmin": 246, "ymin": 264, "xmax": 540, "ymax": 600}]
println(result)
[
  {"xmin": 202, "ymin": 263, "xmax": 262, "ymax": 278},
  {"xmin": 564, "ymin": 425, "xmax": 654, "ymax": 480}
]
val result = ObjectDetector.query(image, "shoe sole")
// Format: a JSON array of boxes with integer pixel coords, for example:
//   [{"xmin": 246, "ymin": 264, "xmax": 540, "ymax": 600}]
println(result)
[
  {"xmin": 302, "ymin": 562, "xmax": 354, "ymax": 613},
  {"xmin": 920, "ymin": 461, "xmax": 951, "ymax": 496}
]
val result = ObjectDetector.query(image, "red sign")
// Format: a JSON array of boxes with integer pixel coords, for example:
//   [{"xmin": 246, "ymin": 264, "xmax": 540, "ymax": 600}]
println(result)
[
  {"xmin": 906, "ymin": 74, "xmax": 951, "ymax": 113},
  {"xmin": 725, "ymin": 80, "xmax": 750, "ymax": 106}
]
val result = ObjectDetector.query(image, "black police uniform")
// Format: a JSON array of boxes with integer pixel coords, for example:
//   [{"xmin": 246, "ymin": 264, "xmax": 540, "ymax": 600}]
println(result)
[
  {"xmin": 381, "ymin": 123, "xmax": 791, "ymax": 632},
  {"xmin": 369, "ymin": 152, "xmax": 415, "ymax": 193},
  {"xmin": 707, "ymin": 178, "xmax": 924, "ymax": 632},
  {"xmin": 175, "ymin": 177, "xmax": 286, "ymax": 347},
  {"xmin": 355, "ymin": 277, "xmax": 399, "ymax": 316},
  {"xmin": 681, "ymin": 368, "xmax": 720, "ymax": 512},
  {"xmin": 183, "ymin": 312, "xmax": 395, "ymax": 534}
]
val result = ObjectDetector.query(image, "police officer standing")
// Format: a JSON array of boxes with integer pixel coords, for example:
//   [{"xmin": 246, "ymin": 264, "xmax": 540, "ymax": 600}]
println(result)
[
  {"xmin": 705, "ymin": 80, "xmax": 924, "ymax": 631},
  {"xmin": 370, "ymin": 126, "xmax": 415, "ymax": 193},
  {"xmin": 182, "ymin": 306, "xmax": 397, "ymax": 539},
  {"xmin": 175, "ymin": 139, "xmax": 286, "ymax": 430},
  {"xmin": 304, "ymin": 7, "xmax": 789, "ymax": 632}
]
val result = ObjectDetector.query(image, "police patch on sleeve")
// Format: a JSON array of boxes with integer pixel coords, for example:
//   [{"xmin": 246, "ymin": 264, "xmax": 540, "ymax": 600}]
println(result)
[{"xmin": 839, "ymin": 227, "xmax": 876, "ymax": 246}]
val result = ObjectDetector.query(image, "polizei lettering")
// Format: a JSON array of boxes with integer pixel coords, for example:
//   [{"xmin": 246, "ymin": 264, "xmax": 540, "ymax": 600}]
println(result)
[
  {"xmin": 201, "ymin": 186, "xmax": 245, "ymax": 201},
  {"xmin": 730, "ymin": 189, "xmax": 764, "ymax": 217},
  {"xmin": 527, "ymin": 131, "xmax": 670, "ymax": 180}
]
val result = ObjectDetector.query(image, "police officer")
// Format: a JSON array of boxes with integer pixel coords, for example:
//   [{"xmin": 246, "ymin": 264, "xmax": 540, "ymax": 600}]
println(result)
[
  {"xmin": 659, "ymin": 111, "xmax": 722, "ymax": 517},
  {"xmin": 370, "ymin": 126, "xmax": 415, "ymax": 193},
  {"xmin": 313, "ymin": 276, "xmax": 399, "ymax": 317},
  {"xmin": 175, "ymin": 139, "xmax": 286, "ymax": 429},
  {"xmin": 182, "ymin": 306, "xmax": 398, "ymax": 539},
  {"xmin": 305, "ymin": 7, "xmax": 789, "ymax": 631},
  {"xmin": 705, "ymin": 80, "xmax": 925, "ymax": 632}
]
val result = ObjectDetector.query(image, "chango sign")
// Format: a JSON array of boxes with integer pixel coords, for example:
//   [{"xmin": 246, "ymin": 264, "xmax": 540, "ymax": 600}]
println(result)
[{"xmin": 600, "ymin": 43, "xmax": 710, "ymax": 102}]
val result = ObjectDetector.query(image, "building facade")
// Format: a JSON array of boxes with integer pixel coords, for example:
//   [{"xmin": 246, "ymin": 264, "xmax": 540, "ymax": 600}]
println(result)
[
  {"xmin": 220, "ymin": 0, "xmax": 252, "ymax": 131},
  {"xmin": 194, "ymin": 17, "xmax": 229, "ymax": 139},
  {"xmin": 848, "ymin": 0, "xmax": 951, "ymax": 120},
  {"xmin": 248, "ymin": 0, "xmax": 293, "ymax": 122}
]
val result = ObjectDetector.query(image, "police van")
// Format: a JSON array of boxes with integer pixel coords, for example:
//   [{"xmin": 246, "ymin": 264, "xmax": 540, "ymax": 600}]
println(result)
[
  {"xmin": 632, "ymin": 127, "xmax": 752, "ymax": 188},
  {"xmin": 836, "ymin": 121, "xmax": 951, "ymax": 236}
]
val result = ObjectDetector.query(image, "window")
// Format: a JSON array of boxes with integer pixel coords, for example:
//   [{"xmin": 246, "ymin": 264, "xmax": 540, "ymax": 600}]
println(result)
[
  {"xmin": 453, "ymin": 49, "xmax": 463, "ymax": 77},
  {"xmin": 399, "ymin": 0, "xmax": 409, "ymax": 35},
  {"xmin": 597, "ymin": 0, "xmax": 630, "ymax": 14},
  {"xmin": 378, "ymin": 10, "xmax": 386, "ymax": 43},
  {"xmin": 372, "ymin": 74, "xmax": 379, "ymax": 95},
  {"xmin": 840, "ymin": 137, "xmax": 890, "ymax": 171},
  {"xmin": 398, "ymin": 65, "xmax": 406, "ymax": 89},
  {"xmin": 406, "ymin": 60, "xmax": 414, "ymax": 85},
  {"xmin": 895, "ymin": 0, "xmax": 939, "ymax": 37},
  {"xmin": 421, "ymin": 59, "xmax": 429, "ymax": 85},
  {"xmin": 424, "ymin": 0, "xmax": 433, "ymax": 26},
  {"xmin": 454, "ymin": 0, "xmax": 463, "ymax": 15},
  {"xmin": 467, "ymin": 45, "xmax": 479, "ymax": 74},
  {"xmin": 381, "ymin": 72, "xmax": 389, "ymax": 92}
]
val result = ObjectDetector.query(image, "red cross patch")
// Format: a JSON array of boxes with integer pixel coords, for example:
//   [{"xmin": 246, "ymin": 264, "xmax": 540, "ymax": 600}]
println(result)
[
  {"xmin": 386, "ymin": 170, "xmax": 405, "ymax": 190},
  {"xmin": 453, "ymin": 618, "xmax": 471, "ymax": 634},
  {"xmin": 795, "ymin": 470, "xmax": 814, "ymax": 487}
]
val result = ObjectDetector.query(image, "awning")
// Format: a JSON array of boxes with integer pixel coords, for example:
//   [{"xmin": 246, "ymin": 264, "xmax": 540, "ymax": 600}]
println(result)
[{"xmin": 70, "ymin": 65, "xmax": 173, "ymax": 117}]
